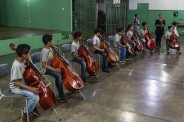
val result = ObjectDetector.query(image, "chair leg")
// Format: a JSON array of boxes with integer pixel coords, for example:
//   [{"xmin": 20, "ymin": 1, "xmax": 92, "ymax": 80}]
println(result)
[{"xmin": 25, "ymin": 98, "xmax": 29, "ymax": 122}]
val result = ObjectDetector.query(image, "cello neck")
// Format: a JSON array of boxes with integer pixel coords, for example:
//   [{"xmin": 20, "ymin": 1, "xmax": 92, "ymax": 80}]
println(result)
[{"xmin": 51, "ymin": 45, "xmax": 70, "ymax": 66}]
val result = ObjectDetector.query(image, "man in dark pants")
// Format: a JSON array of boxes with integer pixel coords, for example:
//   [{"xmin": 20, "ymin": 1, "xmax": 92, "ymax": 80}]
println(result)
[{"xmin": 155, "ymin": 13, "xmax": 166, "ymax": 48}]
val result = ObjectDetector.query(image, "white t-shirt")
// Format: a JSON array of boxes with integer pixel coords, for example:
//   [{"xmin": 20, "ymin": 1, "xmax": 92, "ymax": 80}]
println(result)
[
  {"xmin": 126, "ymin": 31, "xmax": 133, "ymax": 41},
  {"xmin": 140, "ymin": 29, "xmax": 148, "ymax": 39},
  {"xmin": 165, "ymin": 31, "xmax": 173, "ymax": 40},
  {"xmin": 114, "ymin": 34, "xmax": 121, "ymax": 47},
  {"xmin": 41, "ymin": 47, "xmax": 54, "ymax": 73},
  {"xmin": 10, "ymin": 59, "xmax": 26, "ymax": 94},
  {"xmin": 71, "ymin": 40, "xmax": 80, "ymax": 57},
  {"xmin": 93, "ymin": 35, "xmax": 100, "ymax": 48}
]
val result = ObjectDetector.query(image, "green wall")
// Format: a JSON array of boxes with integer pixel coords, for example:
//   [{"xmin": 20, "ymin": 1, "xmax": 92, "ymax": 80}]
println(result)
[
  {"xmin": 127, "ymin": 3, "xmax": 184, "ymax": 34},
  {"xmin": 0, "ymin": 0, "xmax": 72, "ymax": 33}
]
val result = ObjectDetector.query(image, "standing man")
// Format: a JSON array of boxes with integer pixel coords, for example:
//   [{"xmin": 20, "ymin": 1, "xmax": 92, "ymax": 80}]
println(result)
[
  {"xmin": 155, "ymin": 13, "xmax": 166, "ymax": 48},
  {"xmin": 134, "ymin": 14, "xmax": 140, "ymax": 35}
]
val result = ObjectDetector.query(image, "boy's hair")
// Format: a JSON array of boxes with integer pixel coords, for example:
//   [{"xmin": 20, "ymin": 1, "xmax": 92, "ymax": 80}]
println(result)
[
  {"xmin": 116, "ymin": 27, "xmax": 123, "ymax": 33},
  {"xmin": 126, "ymin": 24, "xmax": 133, "ymax": 32},
  {"xmin": 16, "ymin": 44, "xmax": 30, "ymax": 57},
  {"xmin": 168, "ymin": 26, "xmax": 172, "ymax": 29},
  {"xmin": 73, "ymin": 32, "xmax": 82, "ymax": 39},
  {"xmin": 172, "ymin": 22, "xmax": 177, "ymax": 26},
  {"xmin": 42, "ymin": 34, "xmax": 53, "ymax": 45},
  {"xmin": 94, "ymin": 28, "xmax": 101, "ymax": 34},
  {"xmin": 134, "ymin": 14, "xmax": 138, "ymax": 17},
  {"xmin": 142, "ymin": 22, "xmax": 147, "ymax": 26}
]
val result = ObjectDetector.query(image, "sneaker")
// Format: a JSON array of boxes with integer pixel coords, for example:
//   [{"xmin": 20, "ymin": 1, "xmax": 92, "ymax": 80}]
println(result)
[
  {"xmin": 102, "ymin": 68, "xmax": 110, "ymax": 73},
  {"xmin": 167, "ymin": 51, "xmax": 170, "ymax": 54},
  {"xmin": 31, "ymin": 107, "xmax": 40, "ymax": 117},
  {"xmin": 89, "ymin": 73, "xmax": 97, "ymax": 76},
  {"xmin": 59, "ymin": 95, "xmax": 67, "ymax": 103},
  {"xmin": 60, "ymin": 98, "xmax": 67, "ymax": 103},
  {"xmin": 122, "ymin": 60, "xmax": 126, "ymax": 64},
  {"xmin": 119, "ymin": 60, "xmax": 122, "ymax": 63},
  {"xmin": 108, "ymin": 63, "xmax": 116, "ymax": 68},
  {"xmin": 126, "ymin": 58, "xmax": 130, "ymax": 61},
  {"xmin": 82, "ymin": 78, "xmax": 88, "ymax": 85},
  {"xmin": 177, "ymin": 51, "xmax": 181, "ymax": 55},
  {"xmin": 21, "ymin": 110, "xmax": 27, "ymax": 122}
]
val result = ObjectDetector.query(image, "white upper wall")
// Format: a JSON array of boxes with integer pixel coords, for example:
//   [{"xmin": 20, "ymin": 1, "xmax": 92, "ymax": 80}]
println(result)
[{"xmin": 129, "ymin": 0, "xmax": 184, "ymax": 10}]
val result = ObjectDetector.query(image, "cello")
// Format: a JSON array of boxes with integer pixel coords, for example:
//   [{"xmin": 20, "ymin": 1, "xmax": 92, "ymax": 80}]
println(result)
[
  {"xmin": 9, "ymin": 43, "xmax": 56, "ymax": 110},
  {"xmin": 51, "ymin": 45, "xmax": 84, "ymax": 93},
  {"xmin": 121, "ymin": 36, "xmax": 134, "ymax": 55},
  {"xmin": 99, "ymin": 36, "xmax": 119, "ymax": 62},
  {"xmin": 78, "ymin": 40, "xmax": 98, "ymax": 75},
  {"xmin": 131, "ymin": 33, "xmax": 144, "ymax": 51},
  {"xmin": 145, "ymin": 30, "xmax": 156, "ymax": 50},
  {"xmin": 169, "ymin": 32, "xmax": 179, "ymax": 49}
]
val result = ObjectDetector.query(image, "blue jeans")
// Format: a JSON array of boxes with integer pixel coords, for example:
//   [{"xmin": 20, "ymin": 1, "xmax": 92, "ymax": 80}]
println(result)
[
  {"xmin": 94, "ymin": 50, "xmax": 108, "ymax": 69},
  {"xmin": 128, "ymin": 41, "xmax": 136, "ymax": 49},
  {"xmin": 116, "ymin": 46, "xmax": 126, "ymax": 61},
  {"xmin": 140, "ymin": 38, "xmax": 146, "ymax": 48},
  {"xmin": 45, "ymin": 70, "xmax": 65, "ymax": 99},
  {"xmin": 19, "ymin": 89, "xmax": 39, "ymax": 113},
  {"xmin": 72, "ymin": 57, "xmax": 86, "ymax": 80},
  {"xmin": 166, "ymin": 39, "xmax": 170, "ymax": 51}
]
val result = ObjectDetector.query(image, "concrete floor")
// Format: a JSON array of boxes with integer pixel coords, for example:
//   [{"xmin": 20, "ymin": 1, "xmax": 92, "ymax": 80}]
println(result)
[{"xmin": 0, "ymin": 39, "xmax": 184, "ymax": 122}]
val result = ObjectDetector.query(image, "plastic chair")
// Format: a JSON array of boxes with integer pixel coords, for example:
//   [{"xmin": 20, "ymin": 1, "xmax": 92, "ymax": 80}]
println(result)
[{"xmin": 0, "ymin": 64, "xmax": 29, "ymax": 122}]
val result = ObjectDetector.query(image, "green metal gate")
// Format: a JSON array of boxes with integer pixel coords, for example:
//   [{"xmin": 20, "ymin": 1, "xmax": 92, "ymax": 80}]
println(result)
[
  {"xmin": 106, "ymin": 0, "xmax": 127, "ymax": 35},
  {"xmin": 73, "ymin": 0, "xmax": 98, "ymax": 39}
]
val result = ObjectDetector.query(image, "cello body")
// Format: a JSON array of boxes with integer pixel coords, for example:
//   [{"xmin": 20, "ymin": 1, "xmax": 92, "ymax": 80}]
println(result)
[
  {"xmin": 51, "ymin": 47, "xmax": 84, "ymax": 93},
  {"xmin": 145, "ymin": 32, "xmax": 156, "ymax": 50},
  {"xmin": 78, "ymin": 44, "xmax": 98, "ymax": 74},
  {"xmin": 24, "ymin": 61, "xmax": 56, "ymax": 110},
  {"xmin": 9, "ymin": 43, "xmax": 56, "ymax": 110},
  {"xmin": 131, "ymin": 34, "xmax": 144, "ymax": 51},
  {"xmin": 169, "ymin": 34, "xmax": 179, "ymax": 49},
  {"xmin": 121, "ymin": 36, "xmax": 134, "ymax": 55},
  {"xmin": 99, "ymin": 37, "xmax": 119, "ymax": 62}
]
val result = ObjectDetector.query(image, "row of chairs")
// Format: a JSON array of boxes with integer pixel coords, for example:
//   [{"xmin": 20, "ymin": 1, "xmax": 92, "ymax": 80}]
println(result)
[
  {"xmin": 0, "ymin": 39, "xmax": 100, "ymax": 122},
  {"xmin": 0, "ymin": 36, "xmax": 118, "ymax": 122}
]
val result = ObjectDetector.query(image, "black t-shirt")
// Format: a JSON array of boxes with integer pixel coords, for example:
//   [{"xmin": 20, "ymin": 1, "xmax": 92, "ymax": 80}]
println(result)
[{"xmin": 155, "ymin": 19, "xmax": 166, "ymax": 32}]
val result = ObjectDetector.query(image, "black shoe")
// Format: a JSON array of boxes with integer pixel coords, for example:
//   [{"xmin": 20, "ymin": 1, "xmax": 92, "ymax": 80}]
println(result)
[
  {"xmin": 90, "ymin": 73, "xmax": 97, "ymax": 76},
  {"xmin": 59, "ymin": 95, "xmax": 67, "ymax": 103},
  {"xmin": 177, "ymin": 51, "xmax": 181, "ymax": 55},
  {"xmin": 60, "ymin": 98, "xmax": 67, "ymax": 103},
  {"xmin": 167, "ymin": 51, "xmax": 170, "ymax": 55},
  {"xmin": 102, "ymin": 69, "xmax": 110, "ymax": 73},
  {"xmin": 82, "ymin": 78, "xmax": 88, "ymax": 85},
  {"xmin": 108, "ymin": 63, "xmax": 116, "ymax": 68}
]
